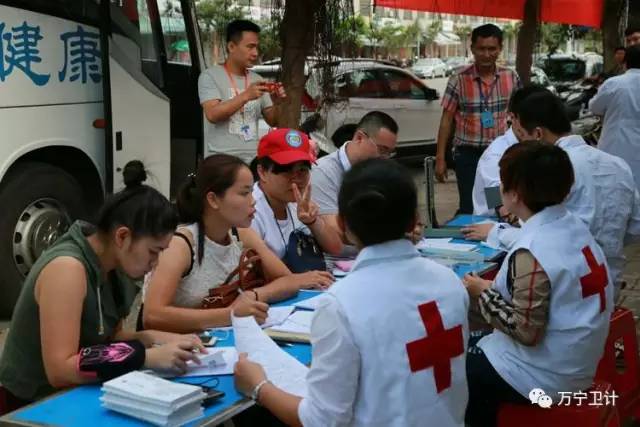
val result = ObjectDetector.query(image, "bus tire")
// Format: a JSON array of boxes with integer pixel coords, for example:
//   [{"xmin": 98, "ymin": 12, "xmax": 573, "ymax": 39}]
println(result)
[{"xmin": 0, "ymin": 162, "xmax": 85, "ymax": 317}]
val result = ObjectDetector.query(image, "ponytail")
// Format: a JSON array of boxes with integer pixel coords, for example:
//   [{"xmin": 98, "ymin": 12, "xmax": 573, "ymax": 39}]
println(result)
[{"xmin": 176, "ymin": 154, "xmax": 248, "ymax": 263}]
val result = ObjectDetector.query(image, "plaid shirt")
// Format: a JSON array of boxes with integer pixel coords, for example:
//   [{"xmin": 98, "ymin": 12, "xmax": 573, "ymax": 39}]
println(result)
[{"xmin": 441, "ymin": 64, "xmax": 521, "ymax": 147}]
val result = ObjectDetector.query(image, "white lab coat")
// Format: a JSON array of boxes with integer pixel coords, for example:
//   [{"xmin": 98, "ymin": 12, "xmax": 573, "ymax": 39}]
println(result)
[
  {"xmin": 472, "ymin": 128, "xmax": 518, "ymax": 216},
  {"xmin": 487, "ymin": 135, "xmax": 640, "ymax": 292},
  {"xmin": 480, "ymin": 206, "xmax": 613, "ymax": 399},
  {"xmin": 589, "ymin": 69, "xmax": 640, "ymax": 190},
  {"xmin": 298, "ymin": 239, "xmax": 469, "ymax": 427}
]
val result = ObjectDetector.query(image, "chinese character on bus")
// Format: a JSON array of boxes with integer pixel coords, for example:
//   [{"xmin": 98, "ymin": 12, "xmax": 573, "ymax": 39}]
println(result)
[
  {"xmin": 0, "ymin": 21, "xmax": 51, "ymax": 86},
  {"xmin": 59, "ymin": 26, "xmax": 101, "ymax": 84}
]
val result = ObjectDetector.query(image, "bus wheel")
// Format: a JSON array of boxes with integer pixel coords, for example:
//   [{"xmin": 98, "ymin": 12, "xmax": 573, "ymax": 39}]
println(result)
[{"xmin": 0, "ymin": 163, "xmax": 85, "ymax": 317}]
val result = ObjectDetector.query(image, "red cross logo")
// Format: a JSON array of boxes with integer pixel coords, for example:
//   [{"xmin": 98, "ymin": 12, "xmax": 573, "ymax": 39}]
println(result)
[
  {"xmin": 406, "ymin": 301, "xmax": 464, "ymax": 393},
  {"xmin": 580, "ymin": 246, "xmax": 609, "ymax": 313}
]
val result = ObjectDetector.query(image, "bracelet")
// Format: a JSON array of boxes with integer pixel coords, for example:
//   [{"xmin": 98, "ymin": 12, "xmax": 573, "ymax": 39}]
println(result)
[
  {"xmin": 251, "ymin": 379, "xmax": 271, "ymax": 402},
  {"xmin": 302, "ymin": 217, "xmax": 317, "ymax": 227},
  {"xmin": 250, "ymin": 289, "xmax": 259, "ymax": 302}
]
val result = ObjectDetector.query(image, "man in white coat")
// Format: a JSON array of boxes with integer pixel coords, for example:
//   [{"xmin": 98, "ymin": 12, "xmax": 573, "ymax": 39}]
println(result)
[
  {"xmin": 472, "ymin": 85, "xmax": 549, "ymax": 216},
  {"xmin": 589, "ymin": 45, "xmax": 640, "ymax": 190},
  {"xmin": 463, "ymin": 91, "xmax": 640, "ymax": 298},
  {"xmin": 234, "ymin": 159, "xmax": 470, "ymax": 427}
]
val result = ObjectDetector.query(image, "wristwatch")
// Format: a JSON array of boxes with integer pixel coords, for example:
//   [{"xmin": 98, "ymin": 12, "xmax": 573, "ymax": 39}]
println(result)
[{"xmin": 251, "ymin": 379, "xmax": 271, "ymax": 402}]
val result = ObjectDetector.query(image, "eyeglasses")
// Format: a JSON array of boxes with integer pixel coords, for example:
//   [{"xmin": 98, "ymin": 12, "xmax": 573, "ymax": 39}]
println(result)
[
  {"xmin": 271, "ymin": 162, "xmax": 311, "ymax": 176},
  {"xmin": 360, "ymin": 130, "xmax": 396, "ymax": 159}
]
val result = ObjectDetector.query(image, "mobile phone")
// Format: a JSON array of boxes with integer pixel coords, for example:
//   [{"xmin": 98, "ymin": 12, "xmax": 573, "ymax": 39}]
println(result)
[
  {"xmin": 202, "ymin": 388, "xmax": 225, "ymax": 406},
  {"xmin": 197, "ymin": 333, "xmax": 218, "ymax": 347}
]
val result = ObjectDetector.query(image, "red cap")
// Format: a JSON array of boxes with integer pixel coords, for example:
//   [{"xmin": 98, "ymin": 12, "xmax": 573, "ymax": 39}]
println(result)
[{"xmin": 257, "ymin": 128, "xmax": 315, "ymax": 165}]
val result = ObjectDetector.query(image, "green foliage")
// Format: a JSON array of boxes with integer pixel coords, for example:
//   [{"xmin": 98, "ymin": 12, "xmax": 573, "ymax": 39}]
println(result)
[
  {"xmin": 540, "ymin": 23, "xmax": 571, "ymax": 54},
  {"xmin": 195, "ymin": 0, "xmax": 246, "ymax": 44},
  {"xmin": 334, "ymin": 15, "xmax": 368, "ymax": 56}
]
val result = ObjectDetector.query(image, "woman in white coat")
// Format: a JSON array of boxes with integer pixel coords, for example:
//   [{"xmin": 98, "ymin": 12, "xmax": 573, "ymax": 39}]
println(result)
[{"xmin": 234, "ymin": 158, "xmax": 470, "ymax": 427}]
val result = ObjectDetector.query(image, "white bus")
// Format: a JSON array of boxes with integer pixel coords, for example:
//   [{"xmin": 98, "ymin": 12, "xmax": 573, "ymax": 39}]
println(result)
[{"xmin": 0, "ymin": 0, "xmax": 205, "ymax": 316}]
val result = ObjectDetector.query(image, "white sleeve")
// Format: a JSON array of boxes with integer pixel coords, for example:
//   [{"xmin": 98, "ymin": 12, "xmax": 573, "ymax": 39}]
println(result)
[
  {"xmin": 298, "ymin": 295, "xmax": 360, "ymax": 427},
  {"xmin": 588, "ymin": 80, "xmax": 614, "ymax": 115},
  {"xmin": 486, "ymin": 223, "xmax": 521, "ymax": 250}
]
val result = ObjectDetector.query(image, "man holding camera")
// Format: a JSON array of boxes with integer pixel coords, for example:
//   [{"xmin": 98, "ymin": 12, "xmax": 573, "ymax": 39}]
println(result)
[{"xmin": 199, "ymin": 20, "xmax": 286, "ymax": 163}]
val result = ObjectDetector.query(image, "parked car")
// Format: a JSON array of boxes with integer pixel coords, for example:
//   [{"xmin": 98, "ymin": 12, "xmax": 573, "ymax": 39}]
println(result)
[
  {"xmin": 535, "ymin": 54, "xmax": 602, "ymax": 93},
  {"xmin": 411, "ymin": 58, "xmax": 449, "ymax": 79},
  {"xmin": 530, "ymin": 66, "xmax": 558, "ymax": 95},
  {"xmin": 444, "ymin": 56, "xmax": 469, "ymax": 75},
  {"xmin": 304, "ymin": 60, "xmax": 441, "ymax": 158}
]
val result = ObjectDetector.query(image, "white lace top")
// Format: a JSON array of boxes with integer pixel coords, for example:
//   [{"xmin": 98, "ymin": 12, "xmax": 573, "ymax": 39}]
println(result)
[{"xmin": 170, "ymin": 223, "xmax": 243, "ymax": 308}]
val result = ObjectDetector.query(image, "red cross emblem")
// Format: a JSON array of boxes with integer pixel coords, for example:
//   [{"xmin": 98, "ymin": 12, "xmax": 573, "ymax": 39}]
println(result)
[
  {"xmin": 406, "ymin": 301, "xmax": 464, "ymax": 393},
  {"xmin": 580, "ymin": 246, "xmax": 609, "ymax": 313}
]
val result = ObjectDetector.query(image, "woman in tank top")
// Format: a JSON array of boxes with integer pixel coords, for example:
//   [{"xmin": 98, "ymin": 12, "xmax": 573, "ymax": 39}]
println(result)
[{"xmin": 143, "ymin": 154, "xmax": 334, "ymax": 333}]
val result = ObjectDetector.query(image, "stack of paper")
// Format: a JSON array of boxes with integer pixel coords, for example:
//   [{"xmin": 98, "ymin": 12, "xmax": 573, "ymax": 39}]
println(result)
[
  {"xmin": 262, "ymin": 306, "xmax": 295, "ymax": 329},
  {"xmin": 233, "ymin": 314, "xmax": 309, "ymax": 397},
  {"xmin": 270, "ymin": 310, "xmax": 314, "ymax": 335},
  {"xmin": 101, "ymin": 371, "xmax": 205, "ymax": 426}
]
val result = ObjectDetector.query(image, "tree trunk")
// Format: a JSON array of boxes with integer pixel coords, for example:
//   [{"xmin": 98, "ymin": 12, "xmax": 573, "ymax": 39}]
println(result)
[
  {"xmin": 278, "ymin": 0, "xmax": 323, "ymax": 128},
  {"xmin": 602, "ymin": 0, "xmax": 624, "ymax": 71},
  {"xmin": 516, "ymin": 0, "xmax": 540, "ymax": 84}
]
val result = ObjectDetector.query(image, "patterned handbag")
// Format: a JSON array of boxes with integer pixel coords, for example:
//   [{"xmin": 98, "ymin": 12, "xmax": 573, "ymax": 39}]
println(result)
[{"xmin": 201, "ymin": 248, "xmax": 266, "ymax": 309}]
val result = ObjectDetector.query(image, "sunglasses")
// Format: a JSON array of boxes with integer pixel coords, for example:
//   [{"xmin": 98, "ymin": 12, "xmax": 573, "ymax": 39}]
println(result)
[{"xmin": 270, "ymin": 162, "xmax": 311, "ymax": 175}]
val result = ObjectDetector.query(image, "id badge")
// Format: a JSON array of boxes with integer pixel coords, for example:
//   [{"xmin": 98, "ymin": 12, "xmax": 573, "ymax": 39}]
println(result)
[
  {"xmin": 481, "ymin": 110, "xmax": 495, "ymax": 128},
  {"xmin": 240, "ymin": 124, "xmax": 255, "ymax": 141}
]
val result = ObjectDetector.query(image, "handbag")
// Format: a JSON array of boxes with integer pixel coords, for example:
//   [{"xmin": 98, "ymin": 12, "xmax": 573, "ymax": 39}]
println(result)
[
  {"xmin": 201, "ymin": 248, "xmax": 266, "ymax": 309},
  {"xmin": 282, "ymin": 229, "xmax": 326, "ymax": 274}
]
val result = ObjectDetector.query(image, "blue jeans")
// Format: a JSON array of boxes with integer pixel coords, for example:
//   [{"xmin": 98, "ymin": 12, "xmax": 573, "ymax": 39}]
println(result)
[{"xmin": 453, "ymin": 145, "xmax": 486, "ymax": 214}]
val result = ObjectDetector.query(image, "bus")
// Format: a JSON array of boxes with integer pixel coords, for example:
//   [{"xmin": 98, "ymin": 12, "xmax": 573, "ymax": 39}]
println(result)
[{"xmin": 0, "ymin": 0, "xmax": 205, "ymax": 316}]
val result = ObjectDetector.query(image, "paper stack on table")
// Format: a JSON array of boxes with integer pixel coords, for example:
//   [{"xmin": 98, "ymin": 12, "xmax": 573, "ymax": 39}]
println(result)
[
  {"xmin": 269, "ymin": 310, "xmax": 314, "ymax": 335},
  {"xmin": 233, "ymin": 314, "xmax": 309, "ymax": 397},
  {"xmin": 261, "ymin": 306, "xmax": 295, "ymax": 329},
  {"xmin": 101, "ymin": 371, "xmax": 205, "ymax": 426}
]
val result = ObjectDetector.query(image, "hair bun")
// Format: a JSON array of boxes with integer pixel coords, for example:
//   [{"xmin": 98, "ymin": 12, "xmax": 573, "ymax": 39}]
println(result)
[{"xmin": 122, "ymin": 160, "xmax": 147, "ymax": 188}]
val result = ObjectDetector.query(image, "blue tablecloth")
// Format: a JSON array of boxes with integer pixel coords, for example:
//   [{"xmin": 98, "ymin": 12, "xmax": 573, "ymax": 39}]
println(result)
[{"xmin": 10, "ymin": 291, "xmax": 319, "ymax": 427}]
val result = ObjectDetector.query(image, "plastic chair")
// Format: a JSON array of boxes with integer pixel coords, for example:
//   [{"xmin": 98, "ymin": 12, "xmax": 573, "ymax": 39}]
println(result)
[
  {"xmin": 594, "ymin": 306, "xmax": 640, "ymax": 421},
  {"xmin": 497, "ymin": 381, "xmax": 620, "ymax": 427}
]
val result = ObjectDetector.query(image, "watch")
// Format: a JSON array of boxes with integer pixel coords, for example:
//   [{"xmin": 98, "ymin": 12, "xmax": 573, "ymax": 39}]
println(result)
[{"xmin": 251, "ymin": 379, "xmax": 271, "ymax": 402}]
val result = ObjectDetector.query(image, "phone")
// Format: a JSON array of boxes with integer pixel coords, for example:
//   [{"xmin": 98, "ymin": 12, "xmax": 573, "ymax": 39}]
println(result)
[
  {"xmin": 202, "ymin": 388, "xmax": 225, "ymax": 406},
  {"xmin": 197, "ymin": 334, "xmax": 218, "ymax": 347}
]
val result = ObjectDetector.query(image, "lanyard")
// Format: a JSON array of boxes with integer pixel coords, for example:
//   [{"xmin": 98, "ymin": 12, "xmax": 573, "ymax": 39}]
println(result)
[
  {"xmin": 477, "ymin": 75, "xmax": 498, "ymax": 112},
  {"xmin": 223, "ymin": 62, "xmax": 249, "ymax": 116}
]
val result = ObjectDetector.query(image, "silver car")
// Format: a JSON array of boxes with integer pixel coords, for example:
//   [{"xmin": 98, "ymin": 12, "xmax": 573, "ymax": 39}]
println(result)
[
  {"xmin": 305, "ymin": 61, "xmax": 442, "ymax": 158},
  {"xmin": 411, "ymin": 58, "xmax": 448, "ymax": 79}
]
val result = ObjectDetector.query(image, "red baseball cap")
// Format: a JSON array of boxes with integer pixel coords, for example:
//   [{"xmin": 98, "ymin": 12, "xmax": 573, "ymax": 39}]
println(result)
[{"xmin": 257, "ymin": 128, "xmax": 315, "ymax": 165}]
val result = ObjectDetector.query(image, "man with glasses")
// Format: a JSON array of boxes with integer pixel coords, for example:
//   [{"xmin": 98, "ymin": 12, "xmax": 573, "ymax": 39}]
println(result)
[{"xmin": 311, "ymin": 111, "xmax": 399, "ymax": 253}]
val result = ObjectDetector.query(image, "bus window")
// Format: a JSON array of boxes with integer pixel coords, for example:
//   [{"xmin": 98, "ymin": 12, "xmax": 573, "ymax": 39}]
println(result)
[
  {"xmin": 158, "ymin": 2, "xmax": 191, "ymax": 65},
  {"xmin": 112, "ymin": 0, "xmax": 163, "ymax": 87}
]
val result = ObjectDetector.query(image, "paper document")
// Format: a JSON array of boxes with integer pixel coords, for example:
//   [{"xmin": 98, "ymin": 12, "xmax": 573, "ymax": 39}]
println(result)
[
  {"xmin": 294, "ymin": 294, "xmax": 328, "ymax": 311},
  {"xmin": 416, "ymin": 238, "xmax": 476, "ymax": 252},
  {"xmin": 232, "ymin": 314, "xmax": 309, "ymax": 397},
  {"xmin": 270, "ymin": 310, "xmax": 314, "ymax": 335},
  {"xmin": 178, "ymin": 347, "xmax": 238, "ymax": 377},
  {"xmin": 262, "ymin": 306, "xmax": 295, "ymax": 329}
]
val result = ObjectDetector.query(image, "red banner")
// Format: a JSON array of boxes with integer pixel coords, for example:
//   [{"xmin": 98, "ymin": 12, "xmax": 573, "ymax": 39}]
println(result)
[{"xmin": 374, "ymin": 0, "xmax": 604, "ymax": 28}]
